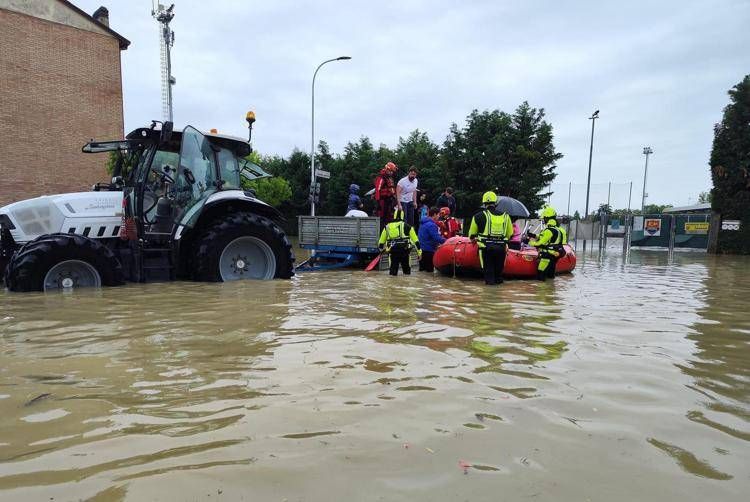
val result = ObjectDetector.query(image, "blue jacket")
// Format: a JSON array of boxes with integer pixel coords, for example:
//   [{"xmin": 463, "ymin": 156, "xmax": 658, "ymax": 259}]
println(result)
[
  {"xmin": 347, "ymin": 184, "xmax": 362, "ymax": 212},
  {"xmin": 418, "ymin": 216, "xmax": 446, "ymax": 252}
]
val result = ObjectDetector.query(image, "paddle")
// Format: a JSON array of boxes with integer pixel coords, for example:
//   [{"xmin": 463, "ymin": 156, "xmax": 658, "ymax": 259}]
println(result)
[{"xmin": 364, "ymin": 252, "xmax": 384, "ymax": 271}]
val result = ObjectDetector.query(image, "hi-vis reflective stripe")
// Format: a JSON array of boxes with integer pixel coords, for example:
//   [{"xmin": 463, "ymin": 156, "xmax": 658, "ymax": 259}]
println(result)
[
  {"xmin": 386, "ymin": 222, "xmax": 406, "ymax": 242},
  {"xmin": 480, "ymin": 210, "xmax": 508, "ymax": 239}
]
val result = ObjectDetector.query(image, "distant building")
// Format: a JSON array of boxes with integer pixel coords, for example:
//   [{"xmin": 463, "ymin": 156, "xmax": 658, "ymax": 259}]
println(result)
[
  {"xmin": 662, "ymin": 203, "xmax": 712, "ymax": 214},
  {"xmin": 0, "ymin": 0, "xmax": 129, "ymax": 206}
]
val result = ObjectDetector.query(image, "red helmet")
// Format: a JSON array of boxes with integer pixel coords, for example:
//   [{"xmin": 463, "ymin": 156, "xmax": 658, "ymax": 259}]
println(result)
[
  {"xmin": 439, "ymin": 207, "xmax": 451, "ymax": 217},
  {"xmin": 385, "ymin": 161, "xmax": 397, "ymax": 172}
]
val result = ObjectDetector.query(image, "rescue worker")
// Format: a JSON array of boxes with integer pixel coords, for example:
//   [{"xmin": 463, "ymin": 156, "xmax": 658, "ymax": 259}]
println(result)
[
  {"xmin": 378, "ymin": 208, "xmax": 421, "ymax": 276},
  {"xmin": 467, "ymin": 191, "xmax": 513, "ymax": 285},
  {"xmin": 438, "ymin": 207, "xmax": 462, "ymax": 239},
  {"xmin": 527, "ymin": 206, "xmax": 568, "ymax": 281},
  {"xmin": 374, "ymin": 162, "xmax": 398, "ymax": 229}
]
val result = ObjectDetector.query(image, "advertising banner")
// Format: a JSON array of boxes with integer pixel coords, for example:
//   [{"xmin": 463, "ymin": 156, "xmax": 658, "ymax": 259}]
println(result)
[{"xmin": 684, "ymin": 222, "xmax": 709, "ymax": 234}]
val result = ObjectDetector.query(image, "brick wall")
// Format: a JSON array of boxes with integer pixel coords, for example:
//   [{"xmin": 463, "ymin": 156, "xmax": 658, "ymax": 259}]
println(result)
[{"xmin": 0, "ymin": 8, "xmax": 124, "ymax": 207}]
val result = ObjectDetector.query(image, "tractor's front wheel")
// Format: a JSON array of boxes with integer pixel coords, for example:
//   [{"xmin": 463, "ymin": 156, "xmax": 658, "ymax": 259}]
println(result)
[
  {"xmin": 192, "ymin": 213, "xmax": 294, "ymax": 282},
  {"xmin": 3, "ymin": 233, "xmax": 124, "ymax": 292}
]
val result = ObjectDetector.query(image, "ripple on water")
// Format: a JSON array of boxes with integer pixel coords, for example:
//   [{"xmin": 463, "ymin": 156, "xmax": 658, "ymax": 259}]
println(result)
[{"xmin": 0, "ymin": 250, "xmax": 748, "ymax": 500}]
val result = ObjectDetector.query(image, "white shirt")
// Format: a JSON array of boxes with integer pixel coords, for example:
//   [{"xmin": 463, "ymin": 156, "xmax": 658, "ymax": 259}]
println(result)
[{"xmin": 397, "ymin": 176, "xmax": 418, "ymax": 203}]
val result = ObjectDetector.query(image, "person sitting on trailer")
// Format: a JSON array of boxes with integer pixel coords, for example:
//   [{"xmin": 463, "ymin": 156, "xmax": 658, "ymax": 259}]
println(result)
[
  {"xmin": 438, "ymin": 207, "xmax": 462, "ymax": 239},
  {"xmin": 378, "ymin": 208, "xmax": 421, "ymax": 276},
  {"xmin": 347, "ymin": 183, "xmax": 363, "ymax": 214},
  {"xmin": 417, "ymin": 207, "xmax": 445, "ymax": 272},
  {"xmin": 468, "ymin": 191, "xmax": 513, "ymax": 285},
  {"xmin": 526, "ymin": 206, "xmax": 568, "ymax": 281}
]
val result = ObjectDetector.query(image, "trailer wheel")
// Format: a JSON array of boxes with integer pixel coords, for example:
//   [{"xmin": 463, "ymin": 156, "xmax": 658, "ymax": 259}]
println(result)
[
  {"xmin": 3, "ymin": 233, "xmax": 124, "ymax": 292},
  {"xmin": 193, "ymin": 213, "xmax": 294, "ymax": 281}
]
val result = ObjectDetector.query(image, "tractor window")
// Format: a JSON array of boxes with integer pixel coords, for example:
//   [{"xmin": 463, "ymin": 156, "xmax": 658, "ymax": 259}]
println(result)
[
  {"xmin": 175, "ymin": 126, "xmax": 218, "ymax": 224},
  {"xmin": 217, "ymin": 148, "xmax": 240, "ymax": 189},
  {"xmin": 239, "ymin": 158, "xmax": 271, "ymax": 181}
]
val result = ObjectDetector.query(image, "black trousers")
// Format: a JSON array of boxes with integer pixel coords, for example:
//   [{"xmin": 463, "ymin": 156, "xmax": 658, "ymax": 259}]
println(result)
[
  {"xmin": 536, "ymin": 250, "xmax": 559, "ymax": 281},
  {"xmin": 389, "ymin": 247, "xmax": 411, "ymax": 276},
  {"xmin": 419, "ymin": 250, "xmax": 435, "ymax": 272},
  {"xmin": 480, "ymin": 245, "xmax": 506, "ymax": 285}
]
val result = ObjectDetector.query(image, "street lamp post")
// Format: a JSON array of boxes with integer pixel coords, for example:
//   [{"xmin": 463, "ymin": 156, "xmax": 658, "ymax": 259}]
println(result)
[
  {"xmin": 583, "ymin": 110, "xmax": 600, "ymax": 219},
  {"xmin": 310, "ymin": 56, "xmax": 351, "ymax": 216},
  {"xmin": 641, "ymin": 146, "xmax": 653, "ymax": 213},
  {"xmin": 582, "ymin": 110, "xmax": 599, "ymax": 253}
]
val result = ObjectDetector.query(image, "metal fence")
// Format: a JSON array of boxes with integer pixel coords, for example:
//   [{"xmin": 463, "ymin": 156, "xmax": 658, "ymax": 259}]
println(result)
[{"xmin": 625, "ymin": 213, "xmax": 711, "ymax": 255}]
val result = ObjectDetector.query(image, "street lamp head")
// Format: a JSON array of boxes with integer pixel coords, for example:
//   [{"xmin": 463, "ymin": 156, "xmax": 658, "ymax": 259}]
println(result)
[
  {"xmin": 590, "ymin": 110, "xmax": 600, "ymax": 119},
  {"xmin": 643, "ymin": 146, "xmax": 653, "ymax": 155},
  {"xmin": 337, "ymin": 56, "xmax": 352, "ymax": 60}
]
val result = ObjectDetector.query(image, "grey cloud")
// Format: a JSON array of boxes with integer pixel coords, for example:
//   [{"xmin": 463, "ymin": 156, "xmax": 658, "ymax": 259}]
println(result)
[{"xmin": 73, "ymin": 0, "xmax": 749, "ymax": 211}]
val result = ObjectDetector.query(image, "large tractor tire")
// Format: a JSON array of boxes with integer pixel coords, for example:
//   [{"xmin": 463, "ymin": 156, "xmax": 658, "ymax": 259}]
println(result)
[
  {"xmin": 193, "ymin": 212, "xmax": 294, "ymax": 281},
  {"xmin": 4, "ymin": 233, "xmax": 124, "ymax": 292}
]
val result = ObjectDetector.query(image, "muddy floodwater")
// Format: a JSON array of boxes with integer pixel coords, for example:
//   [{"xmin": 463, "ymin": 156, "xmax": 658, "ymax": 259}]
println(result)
[{"xmin": 0, "ymin": 247, "xmax": 748, "ymax": 501}]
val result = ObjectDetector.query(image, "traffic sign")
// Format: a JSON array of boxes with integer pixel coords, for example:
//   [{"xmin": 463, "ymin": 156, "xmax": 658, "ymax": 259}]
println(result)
[{"xmin": 315, "ymin": 169, "xmax": 331, "ymax": 179}]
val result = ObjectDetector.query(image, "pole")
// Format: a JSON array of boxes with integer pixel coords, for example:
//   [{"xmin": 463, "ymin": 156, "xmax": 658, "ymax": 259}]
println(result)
[
  {"xmin": 584, "ymin": 110, "xmax": 599, "ymax": 219},
  {"xmin": 627, "ymin": 181, "xmax": 632, "ymax": 212},
  {"xmin": 566, "ymin": 181, "xmax": 572, "ymax": 217},
  {"xmin": 641, "ymin": 147, "xmax": 653, "ymax": 213},
  {"xmin": 607, "ymin": 181, "xmax": 611, "ymax": 207},
  {"xmin": 583, "ymin": 110, "xmax": 599, "ymax": 252},
  {"xmin": 310, "ymin": 57, "xmax": 351, "ymax": 216}
]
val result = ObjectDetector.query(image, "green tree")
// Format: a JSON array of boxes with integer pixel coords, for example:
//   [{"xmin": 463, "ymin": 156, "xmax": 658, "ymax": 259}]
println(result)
[
  {"xmin": 441, "ymin": 102, "xmax": 561, "ymax": 216},
  {"xmin": 573, "ymin": 210, "xmax": 581, "ymax": 220},
  {"xmin": 642, "ymin": 203, "xmax": 673, "ymax": 214},
  {"xmin": 244, "ymin": 177, "xmax": 292, "ymax": 207},
  {"xmin": 697, "ymin": 191, "xmax": 712, "ymax": 204},
  {"xmin": 711, "ymin": 75, "xmax": 750, "ymax": 253}
]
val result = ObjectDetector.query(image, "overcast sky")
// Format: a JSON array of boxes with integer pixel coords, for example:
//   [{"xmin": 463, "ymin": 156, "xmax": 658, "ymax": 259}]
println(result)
[{"xmin": 78, "ymin": 0, "xmax": 749, "ymax": 212}]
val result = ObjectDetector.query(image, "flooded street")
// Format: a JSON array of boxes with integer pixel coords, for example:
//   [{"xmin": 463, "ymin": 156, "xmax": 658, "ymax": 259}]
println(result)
[{"xmin": 0, "ymin": 247, "xmax": 748, "ymax": 501}]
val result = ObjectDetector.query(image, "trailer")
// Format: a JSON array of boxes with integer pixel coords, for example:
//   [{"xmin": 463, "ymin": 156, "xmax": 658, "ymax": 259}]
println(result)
[{"xmin": 295, "ymin": 216, "xmax": 418, "ymax": 272}]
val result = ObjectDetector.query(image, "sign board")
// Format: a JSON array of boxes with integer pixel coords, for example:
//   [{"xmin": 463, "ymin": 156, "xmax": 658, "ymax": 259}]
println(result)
[
  {"xmin": 315, "ymin": 169, "xmax": 331, "ymax": 179},
  {"xmin": 644, "ymin": 218, "xmax": 661, "ymax": 236},
  {"xmin": 684, "ymin": 222, "xmax": 709, "ymax": 234},
  {"xmin": 721, "ymin": 219, "xmax": 741, "ymax": 231},
  {"xmin": 633, "ymin": 216, "xmax": 644, "ymax": 231}
]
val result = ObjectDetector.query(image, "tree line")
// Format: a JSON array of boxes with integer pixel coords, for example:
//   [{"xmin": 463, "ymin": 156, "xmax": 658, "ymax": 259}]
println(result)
[{"xmin": 251, "ymin": 102, "xmax": 561, "ymax": 225}]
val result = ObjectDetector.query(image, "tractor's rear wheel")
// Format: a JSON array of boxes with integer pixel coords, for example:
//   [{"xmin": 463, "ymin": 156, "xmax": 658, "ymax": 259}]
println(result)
[
  {"xmin": 4, "ymin": 233, "xmax": 124, "ymax": 292},
  {"xmin": 193, "ymin": 213, "xmax": 294, "ymax": 282}
]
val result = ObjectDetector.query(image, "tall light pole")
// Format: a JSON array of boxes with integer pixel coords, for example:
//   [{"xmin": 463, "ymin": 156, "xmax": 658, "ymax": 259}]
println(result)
[
  {"xmin": 641, "ymin": 146, "xmax": 653, "ymax": 213},
  {"xmin": 310, "ymin": 56, "xmax": 351, "ymax": 216},
  {"xmin": 583, "ymin": 110, "xmax": 600, "ymax": 220}
]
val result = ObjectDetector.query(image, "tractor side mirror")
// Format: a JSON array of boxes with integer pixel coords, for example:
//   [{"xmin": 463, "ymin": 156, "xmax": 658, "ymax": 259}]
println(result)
[{"xmin": 160, "ymin": 121, "xmax": 173, "ymax": 143}]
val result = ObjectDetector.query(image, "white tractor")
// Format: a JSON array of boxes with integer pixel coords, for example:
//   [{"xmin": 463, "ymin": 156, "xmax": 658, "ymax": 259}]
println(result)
[{"xmin": 0, "ymin": 114, "xmax": 294, "ymax": 291}]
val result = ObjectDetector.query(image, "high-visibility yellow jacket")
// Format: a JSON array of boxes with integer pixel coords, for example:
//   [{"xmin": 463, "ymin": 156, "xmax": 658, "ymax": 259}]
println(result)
[
  {"xmin": 378, "ymin": 221, "xmax": 420, "ymax": 250},
  {"xmin": 530, "ymin": 220, "xmax": 567, "ymax": 249},
  {"xmin": 468, "ymin": 210, "xmax": 513, "ymax": 248}
]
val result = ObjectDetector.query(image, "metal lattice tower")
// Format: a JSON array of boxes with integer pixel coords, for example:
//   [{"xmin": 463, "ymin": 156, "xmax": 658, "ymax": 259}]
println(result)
[{"xmin": 152, "ymin": 3, "xmax": 175, "ymax": 122}]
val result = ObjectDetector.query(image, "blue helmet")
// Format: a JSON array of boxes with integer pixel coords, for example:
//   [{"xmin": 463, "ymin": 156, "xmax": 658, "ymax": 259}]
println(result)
[{"xmin": 349, "ymin": 183, "xmax": 360, "ymax": 194}]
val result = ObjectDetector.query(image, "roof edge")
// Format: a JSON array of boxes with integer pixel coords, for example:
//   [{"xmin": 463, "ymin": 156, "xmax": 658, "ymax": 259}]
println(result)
[{"xmin": 56, "ymin": 0, "xmax": 130, "ymax": 49}]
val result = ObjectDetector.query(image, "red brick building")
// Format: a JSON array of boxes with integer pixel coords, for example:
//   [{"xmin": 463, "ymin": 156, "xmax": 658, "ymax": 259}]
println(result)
[{"xmin": 0, "ymin": 0, "xmax": 129, "ymax": 206}]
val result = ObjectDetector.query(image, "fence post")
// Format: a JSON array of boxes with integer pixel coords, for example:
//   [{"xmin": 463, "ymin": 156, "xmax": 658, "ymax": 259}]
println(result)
[
  {"xmin": 668, "ymin": 214, "xmax": 676, "ymax": 260},
  {"xmin": 707, "ymin": 212, "xmax": 721, "ymax": 254}
]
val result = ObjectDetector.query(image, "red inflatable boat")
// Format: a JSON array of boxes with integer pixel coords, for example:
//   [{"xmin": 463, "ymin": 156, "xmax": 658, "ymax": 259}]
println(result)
[{"xmin": 433, "ymin": 237, "xmax": 576, "ymax": 278}]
